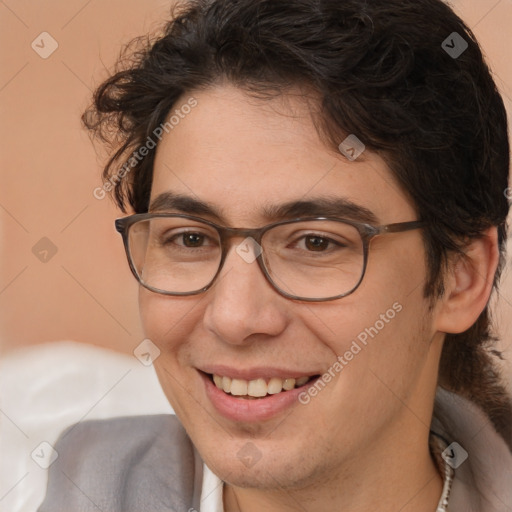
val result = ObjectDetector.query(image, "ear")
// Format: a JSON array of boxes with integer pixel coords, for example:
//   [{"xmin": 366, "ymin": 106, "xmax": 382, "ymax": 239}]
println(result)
[{"xmin": 434, "ymin": 227, "xmax": 500, "ymax": 334}]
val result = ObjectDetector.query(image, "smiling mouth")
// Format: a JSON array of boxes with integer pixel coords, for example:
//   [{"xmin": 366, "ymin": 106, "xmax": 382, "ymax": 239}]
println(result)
[{"xmin": 207, "ymin": 373, "xmax": 319, "ymax": 399}]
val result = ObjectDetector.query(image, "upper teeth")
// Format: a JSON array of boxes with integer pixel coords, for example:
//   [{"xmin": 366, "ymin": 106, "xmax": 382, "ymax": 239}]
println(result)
[{"xmin": 213, "ymin": 374, "xmax": 311, "ymax": 397}]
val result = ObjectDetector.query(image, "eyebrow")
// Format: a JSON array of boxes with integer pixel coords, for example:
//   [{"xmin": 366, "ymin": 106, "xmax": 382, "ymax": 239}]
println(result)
[{"xmin": 149, "ymin": 191, "xmax": 379, "ymax": 225}]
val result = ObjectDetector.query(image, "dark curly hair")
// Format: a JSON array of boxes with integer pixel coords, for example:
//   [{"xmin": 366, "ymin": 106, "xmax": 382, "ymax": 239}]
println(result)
[{"xmin": 83, "ymin": 0, "xmax": 511, "ymax": 446}]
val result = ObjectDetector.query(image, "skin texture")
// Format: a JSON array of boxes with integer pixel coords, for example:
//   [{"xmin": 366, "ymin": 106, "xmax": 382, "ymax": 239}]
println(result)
[{"xmin": 139, "ymin": 84, "xmax": 498, "ymax": 512}]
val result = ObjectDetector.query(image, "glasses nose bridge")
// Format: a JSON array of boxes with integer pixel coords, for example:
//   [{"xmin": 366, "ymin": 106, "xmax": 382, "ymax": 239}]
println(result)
[
  {"xmin": 218, "ymin": 225, "xmax": 266, "ymax": 249},
  {"xmin": 212, "ymin": 225, "xmax": 271, "ymax": 292}
]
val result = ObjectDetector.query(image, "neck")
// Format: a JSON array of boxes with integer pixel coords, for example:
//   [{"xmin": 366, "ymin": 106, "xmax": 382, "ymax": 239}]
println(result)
[{"xmin": 223, "ymin": 422, "xmax": 443, "ymax": 512}]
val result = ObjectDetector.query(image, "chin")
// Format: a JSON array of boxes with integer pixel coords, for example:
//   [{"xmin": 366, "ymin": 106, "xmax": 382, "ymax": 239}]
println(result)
[{"xmin": 195, "ymin": 434, "xmax": 330, "ymax": 491}]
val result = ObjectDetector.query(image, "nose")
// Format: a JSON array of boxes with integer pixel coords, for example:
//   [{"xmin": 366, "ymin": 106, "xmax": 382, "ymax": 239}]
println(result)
[{"xmin": 202, "ymin": 238, "xmax": 289, "ymax": 345}]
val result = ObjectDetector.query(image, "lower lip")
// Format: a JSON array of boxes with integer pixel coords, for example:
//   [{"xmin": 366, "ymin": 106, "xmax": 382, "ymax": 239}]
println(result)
[{"xmin": 200, "ymin": 372, "xmax": 314, "ymax": 422}]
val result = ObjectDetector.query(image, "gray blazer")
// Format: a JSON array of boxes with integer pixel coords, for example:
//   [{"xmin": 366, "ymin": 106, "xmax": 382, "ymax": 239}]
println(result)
[
  {"xmin": 38, "ymin": 388, "xmax": 512, "ymax": 512},
  {"xmin": 38, "ymin": 414, "xmax": 203, "ymax": 512}
]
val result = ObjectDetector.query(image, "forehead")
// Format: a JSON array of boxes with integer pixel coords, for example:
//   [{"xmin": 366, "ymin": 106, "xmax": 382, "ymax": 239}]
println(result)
[{"xmin": 151, "ymin": 85, "xmax": 416, "ymax": 226}]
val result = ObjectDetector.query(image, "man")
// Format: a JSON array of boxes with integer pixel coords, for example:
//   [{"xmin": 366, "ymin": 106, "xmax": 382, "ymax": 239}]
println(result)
[{"xmin": 39, "ymin": 0, "xmax": 512, "ymax": 511}]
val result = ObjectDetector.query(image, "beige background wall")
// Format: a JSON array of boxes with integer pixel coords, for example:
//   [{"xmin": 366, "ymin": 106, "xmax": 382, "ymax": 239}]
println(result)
[{"xmin": 1, "ymin": 0, "xmax": 511, "ymax": 378}]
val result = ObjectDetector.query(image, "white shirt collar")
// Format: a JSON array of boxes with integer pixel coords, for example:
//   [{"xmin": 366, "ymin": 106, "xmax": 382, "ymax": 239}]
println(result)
[{"xmin": 199, "ymin": 463, "xmax": 224, "ymax": 512}]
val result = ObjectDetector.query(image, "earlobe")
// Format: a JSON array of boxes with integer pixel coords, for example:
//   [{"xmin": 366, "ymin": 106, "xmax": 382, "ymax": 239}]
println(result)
[{"xmin": 435, "ymin": 227, "xmax": 499, "ymax": 334}]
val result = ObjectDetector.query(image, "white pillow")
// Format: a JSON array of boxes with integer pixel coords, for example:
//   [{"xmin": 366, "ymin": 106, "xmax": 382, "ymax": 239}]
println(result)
[{"xmin": 0, "ymin": 341, "xmax": 173, "ymax": 512}]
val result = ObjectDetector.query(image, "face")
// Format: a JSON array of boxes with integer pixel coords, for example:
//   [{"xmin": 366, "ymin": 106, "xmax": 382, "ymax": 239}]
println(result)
[{"xmin": 140, "ymin": 84, "xmax": 443, "ymax": 490}]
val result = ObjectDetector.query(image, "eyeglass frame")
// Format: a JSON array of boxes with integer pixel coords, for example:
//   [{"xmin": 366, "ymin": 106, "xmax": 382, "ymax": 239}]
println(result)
[{"xmin": 115, "ymin": 213, "xmax": 426, "ymax": 302}]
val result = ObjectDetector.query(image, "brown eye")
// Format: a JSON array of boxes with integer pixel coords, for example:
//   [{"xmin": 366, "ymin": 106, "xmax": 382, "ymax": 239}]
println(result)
[
  {"xmin": 304, "ymin": 235, "xmax": 330, "ymax": 251},
  {"xmin": 181, "ymin": 233, "xmax": 205, "ymax": 247}
]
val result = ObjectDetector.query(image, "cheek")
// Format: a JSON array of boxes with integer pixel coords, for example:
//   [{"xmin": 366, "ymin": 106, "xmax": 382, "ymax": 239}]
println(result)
[
  {"xmin": 139, "ymin": 288, "xmax": 202, "ymax": 345},
  {"xmin": 139, "ymin": 290, "xmax": 206, "ymax": 415},
  {"xmin": 138, "ymin": 289, "xmax": 208, "ymax": 402},
  {"xmin": 294, "ymin": 296, "xmax": 433, "ymax": 444},
  {"xmin": 301, "ymin": 299, "xmax": 414, "ymax": 388},
  {"xmin": 299, "ymin": 242, "xmax": 432, "ymax": 394}
]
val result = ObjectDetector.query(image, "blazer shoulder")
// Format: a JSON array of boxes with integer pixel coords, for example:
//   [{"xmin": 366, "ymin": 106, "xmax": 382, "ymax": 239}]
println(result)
[
  {"xmin": 54, "ymin": 413, "xmax": 187, "ymax": 457},
  {"xmin": 38, "ymin": 414, "xmax": 200, "ymax": 512}
]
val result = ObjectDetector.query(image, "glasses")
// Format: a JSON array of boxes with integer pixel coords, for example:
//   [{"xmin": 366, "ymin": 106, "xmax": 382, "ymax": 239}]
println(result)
[{"xmin": 115, "ymin": 213, "xmax": 425, "ymax": 302}]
